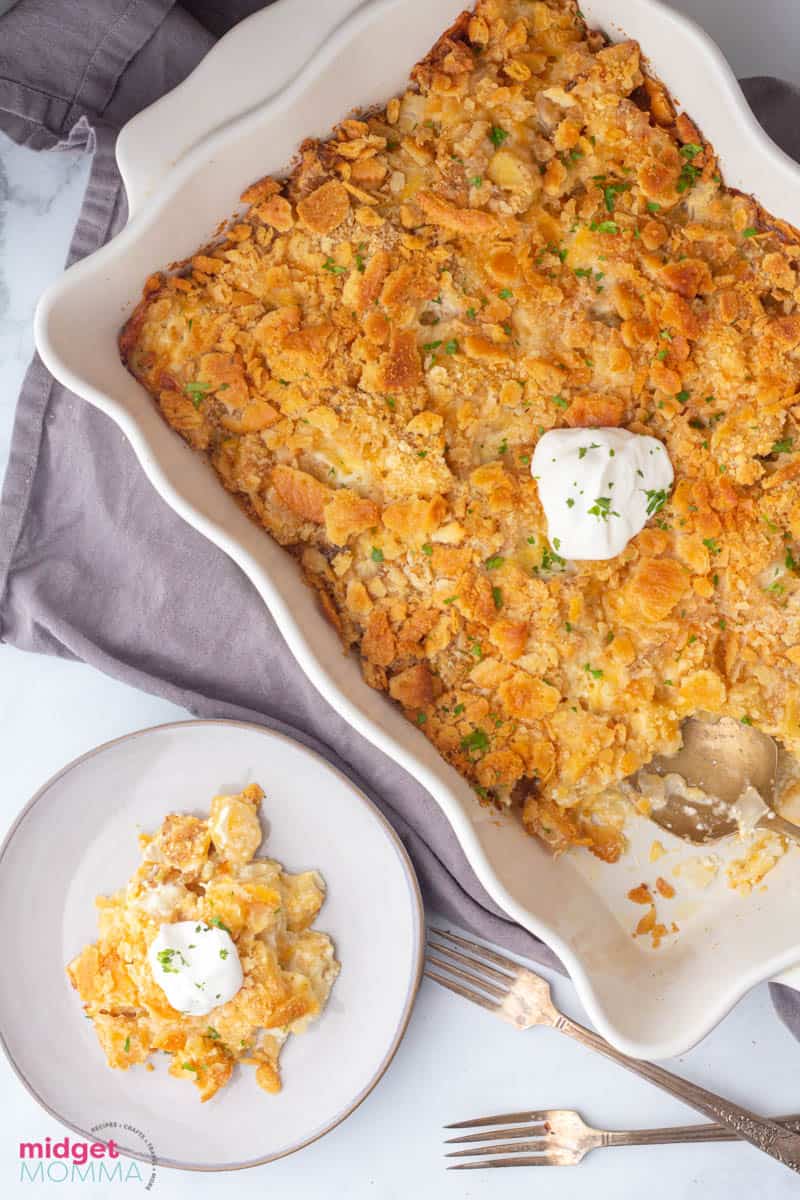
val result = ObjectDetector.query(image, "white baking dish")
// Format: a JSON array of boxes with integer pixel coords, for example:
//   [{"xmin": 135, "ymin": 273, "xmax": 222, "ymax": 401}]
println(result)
[{"xmin": 35, "ymin": 0, "xmax": 800, "ymax": 1059}]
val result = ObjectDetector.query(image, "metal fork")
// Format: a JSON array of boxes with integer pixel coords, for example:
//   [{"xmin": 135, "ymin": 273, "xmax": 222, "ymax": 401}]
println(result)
[
  {"xmin": 444, "ymin": 1108, "xmax": 800, "ymax": 1169},
  {"xmin": 426, "ymin": 928, "xmax": 800, "ymax": 1174}
]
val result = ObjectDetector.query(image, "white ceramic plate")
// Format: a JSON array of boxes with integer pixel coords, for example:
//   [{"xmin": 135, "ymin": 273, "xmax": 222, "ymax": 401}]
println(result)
[
  {"xmin": 34, "ymin": 0, "xmax": 800, "ymax": 1058},
  {"xmin": 0, "ymin": 720, "xmax": 424, "ymax": 1171}
]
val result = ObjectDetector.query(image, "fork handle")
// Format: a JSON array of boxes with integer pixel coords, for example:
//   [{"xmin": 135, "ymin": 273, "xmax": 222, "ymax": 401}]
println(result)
[
  {"xmin": 603, "ymin": 1114, "xmax": 800, "ymax": 1148},
  {"xmin": 556, "ymin": 1014, "xmax": 800, "ymax": 1172}
]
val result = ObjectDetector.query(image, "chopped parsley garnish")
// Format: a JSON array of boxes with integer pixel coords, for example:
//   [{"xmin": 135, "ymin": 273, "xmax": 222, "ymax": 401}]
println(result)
[
  {"xmin": 209, "ymin": 917, "xmax": 232, "ymax": 934},
  {"xmin": 656, "ymin": 348, "xmax": 668, "ymax": 361},
  {"xmin": 422, "ymin": 543, "xmax": 433, "ymax": 556},
  {"xmin": 498, "ymin": 438, "xmax": 508, "ymax": 455},
  {"xmin": 466, "ymin": 306, "xmax": 477, "ymax": 319},
  {"xmin": 422, "ymin": 340, "xmax": 442, "ymax": 353},
  {"xmin": 499, "ymin": 288, "xmax": 513, "ymax": 300},
  {"xmin": 589, "ymin": 220, "xmax": 619, "ymax": 235},
  {"xmin": 552, "ymin": 394, "xmax": 569, "ymax": 409},
  {"xmin": 492, "ymin": 586, "xmax": 503, "ymax": 610},
  {"xmin": 574, "ymin": 267, "xmax": 592, "ymax": 278},
  {"xmin": 156, "ymin": 948, "xmax": 186, "ymax": 974},
  {"xmin": 453, "ymin": 703, "xmax": 465, "ymax": 715},
  {"xmin": 772, "ymin": 438, "xmax": 793, "ymax": 454},
  {"xmin": 123, "ymin": 1037, "xmax": 131, "ymax": 1053},
  {"xmin": 184, "ymin": 381, "xmax": 211, "ymax": 408},
  {"xmin": 584, "ymin": 663, "xmax": 604, "ymax": 679},
  {"xmin": 416, "ymin": 711, "xmax": 427, "ymax": 725},
  {"xmin": 644, "ymin": 488, "xmax": 668, "ymax": 515},
  {"xmin": 703, "ymin": 537, "xmax": 721, "ymax": 555},
  {"xmin": 646, "ymin": 201, "xmax": 661, "ymax": 213},
  {"xmin": 443, "ymin": 595, "xmax": 458, "ymax": 605},
  {"xmin": 677, "ymin": 144, "xmax": 702, "ymax": 192},
  {"xmin": 489, "ymin": 125, "xmax": 509, "ymax": 147},
  {"xmin": 578, "ymin": 442, "xmax": 601, "ymax": 459},
  {"xmin": 444, "ymin": 339, "xmax": 459, "ymax": 355},
  {"xmin": 742, "ymin": 227, "xmax": 758, "ymax": 238},
  {"xmin": 597, "ymin": 179, "xmax": 631, "ymax": 213},
  {"xmin": 540, "ymin": 544, "xmax": 566, "ymax": 572},
  {"xmin": 460, "ymin": 727, "xmax": 490, "ymax": 753},
  {"xmin": 219, "ymin": 948, "xmax": 229, "ymax": 960},
  {"xmin": 182, "ymin": 1063, "xmax": 199, "ymax": 1074},
  {"xmin": 588, "ymin": 496, "xmax": 619, "ymax": 520},
  {"xmin": 786, "ymin": 548, "xmax": 799, "ymax": 573},
  {"xmin": 485, "ymin": 555, "xmax": 505, "ymax": 569},
  {"xmin": 470, "ymin": 176, "xmax": 483, "ymax": 188},
  {"xmin": 322, "ymin": 257, "xmax": 347, "ymax": 274},
  {"xmin": 371, "ymin": 546, "xmax": 384, "ymax": 563},
  {"xmin": 206, "ymin": 1027, "xmax": 221, "ymax": 1040}
]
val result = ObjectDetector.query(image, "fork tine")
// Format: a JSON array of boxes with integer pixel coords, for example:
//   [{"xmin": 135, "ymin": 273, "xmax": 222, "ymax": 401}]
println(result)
[
  {"xmin": 447, "ymin": 1140, "xmax": 552, "ymax": 1158},
  {"xmin": 423, "ymin": 969, "xmax": 498, "ymax": 1014},
  {"xmin": 426, "ymin": 953, "xmax": 509, "ymax": 1001},
  {"xmin": 426, "ymin": 939, "xmax": 516, "ymax": 987},
  {"xmin": 428, "ymin": 927, "xmax": 525, "ymax": 976},
  {"xmin": 445, "ymin": 1110, "xmax": 554, "ymax": 1130},
  {"xmin": 448, "ymin": 1154, "xmax": 566, "ymax": 1170},
  {"xmin": 446, "ymin": 1125, "xmax": 547, "ymax": 1145}
]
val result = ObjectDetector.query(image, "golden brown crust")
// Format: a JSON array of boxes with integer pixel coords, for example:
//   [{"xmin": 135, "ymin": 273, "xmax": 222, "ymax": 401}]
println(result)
[{"xmin": 120, "ymin": 0, "xmax": 800, "ymax": 864}]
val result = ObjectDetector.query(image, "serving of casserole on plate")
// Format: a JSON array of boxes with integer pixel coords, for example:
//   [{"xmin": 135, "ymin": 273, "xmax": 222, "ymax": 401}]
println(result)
[
  {"xmin": 0, "ymin": 721, "xmax": 423, "ymax": 1169},
  {"xmin": 34, "ymin": 0, "xmax": 800, "ymax": 1058}
]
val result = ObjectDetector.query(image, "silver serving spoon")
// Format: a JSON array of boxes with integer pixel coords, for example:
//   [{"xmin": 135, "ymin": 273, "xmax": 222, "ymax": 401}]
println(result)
[{"xmin": 635, "ymin": 716, "xmax": 800, "ymax": 845}]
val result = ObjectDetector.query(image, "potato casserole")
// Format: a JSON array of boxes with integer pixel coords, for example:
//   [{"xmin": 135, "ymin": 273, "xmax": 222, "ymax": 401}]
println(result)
[{"xmin": 120, "ymin": 0, "xmax": 800, "ymax": 868}]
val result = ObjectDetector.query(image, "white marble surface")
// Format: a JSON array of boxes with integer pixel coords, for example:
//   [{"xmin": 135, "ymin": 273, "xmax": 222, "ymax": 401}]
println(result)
[{"xmin": 2, "ymin": 1, "xmax": 800, "ymax": 1196}]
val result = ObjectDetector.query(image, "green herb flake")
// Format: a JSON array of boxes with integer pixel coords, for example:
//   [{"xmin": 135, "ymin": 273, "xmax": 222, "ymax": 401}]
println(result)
[
  {"xmin": 703, "ymin": 537, "xmax": 721, "ymax": 555},
  {"xmin": 552, "ymin": 394, "xmax": 569, "ymax": 409},
  {"xmin": 421, "ymin": 543, "xmax": 433, "ymax": 556},
  {"xmin": 742, "ymin": 227, "xmax": 758, "ymax": 238},
  {"xmin": 460, "ymin": 727, "xmax": 490, "ymax": 753},
  {"xmin": 583, "ymin": 662, "xmax": 604, "ymax": 680},
  {"xmin": 492, "ymin": 585, "xmax": 503, "ymax": 610},
  {"xmin": 371, "ymin": 546, "xmax": 384, "ymax": 563},
  {"xmin": 644, "ymin": 488, "xmax": 668, "ymax": 516},
  {"xmin": 124, "ymin": 1037, "xmax": 131, "ymax": 1053},
  {"xmin": 772, "ymin": 438, "xmax": 794, "ymax": 454},
  {"xmin": 485, "ymin": 555, "xmax": 505, "ymax": 570},
  {"xmin": 206, "ymin": 1027, "xmax": 221, "ymax": 1040},
  {"xmin": 184, "ymin": 381, "xmax": 211, "ymax": 408},
  {"xmin": 588, "ymin": 496, "xmax": 619, "ymax": 521},
  {"xmin": 322, "ymin": 257, "xmax": 347, "ymax": 275},
  {"xmin": 499, "ymin": 288, "xmax": 513, "ymax": 300},
  {"xmin": 489, "ymin": 126, "xmax": 509, "ymax": 147},
  {"xmin": 209, "ymin": 917, "xmax": 232, "ymax": 934},
  {"xmin": 590, "ymin": 220, "xmax": 619, "ymax": 235},
  {"xmin": 444, "ymin": 339, "xmax": 459, "ymax": 355}
]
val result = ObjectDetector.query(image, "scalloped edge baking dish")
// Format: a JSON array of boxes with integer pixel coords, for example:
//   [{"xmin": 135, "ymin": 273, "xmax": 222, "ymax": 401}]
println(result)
[{"xmin": 35, "ymin": 0, "xmax": 800, "ymax": 1058}]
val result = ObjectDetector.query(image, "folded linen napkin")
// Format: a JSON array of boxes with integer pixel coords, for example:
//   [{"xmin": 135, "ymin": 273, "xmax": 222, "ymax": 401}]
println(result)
[{"xmin": 1, "ymin": 0, "xmax": 798, "ymax": 1039}]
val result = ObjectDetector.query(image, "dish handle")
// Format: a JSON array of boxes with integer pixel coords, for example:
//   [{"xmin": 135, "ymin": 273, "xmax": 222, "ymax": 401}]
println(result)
[
  {"xmin": 772, "ymin": 965, "xmax": 800, "ymax": 991},
  {"xmin": 116, "ymin": 0, "xmax": 359, "ymax": 218}
]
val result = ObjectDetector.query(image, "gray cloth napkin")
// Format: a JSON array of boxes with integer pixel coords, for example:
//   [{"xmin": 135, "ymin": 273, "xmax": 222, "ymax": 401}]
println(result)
[{"xmin": 0, "ymin": 0, "xmax": 797, "ymax": 1042}]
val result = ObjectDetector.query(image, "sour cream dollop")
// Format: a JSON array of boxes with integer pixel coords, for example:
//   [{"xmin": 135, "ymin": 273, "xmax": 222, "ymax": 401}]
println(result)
[
  {"xmin": 531, "ymin": 427, "xmax": 674, "ymax": 560},
  {"xmin": 147, "ymin": 920, "xmax": 242, "ymax": 1016}
]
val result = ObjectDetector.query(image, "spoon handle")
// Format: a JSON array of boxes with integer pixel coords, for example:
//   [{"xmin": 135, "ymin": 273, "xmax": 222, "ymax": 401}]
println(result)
[{"xmin": 756, "ymin": 812, "xmax": 800, "ymax": 846}]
